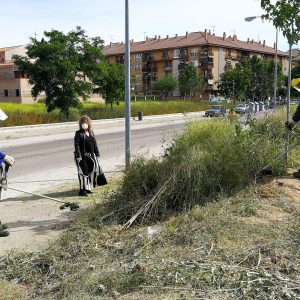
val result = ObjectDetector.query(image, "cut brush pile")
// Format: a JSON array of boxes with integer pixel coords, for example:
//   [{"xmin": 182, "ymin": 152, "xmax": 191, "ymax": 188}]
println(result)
[{"xmin": 102, "ymin": 110, "xmax": 290, "ymax": 226}]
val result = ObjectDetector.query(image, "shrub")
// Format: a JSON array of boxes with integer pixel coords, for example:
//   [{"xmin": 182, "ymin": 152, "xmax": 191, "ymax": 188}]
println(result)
[{"xmin": 106, "ymin": 112, "xmax": 287, "ymax": 225}]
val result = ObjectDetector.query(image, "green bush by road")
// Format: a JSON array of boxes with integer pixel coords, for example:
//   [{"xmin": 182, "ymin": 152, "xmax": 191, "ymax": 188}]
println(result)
[{"xmin": 0, "ymin": 101, "xmax": 233, "ymax": 127}]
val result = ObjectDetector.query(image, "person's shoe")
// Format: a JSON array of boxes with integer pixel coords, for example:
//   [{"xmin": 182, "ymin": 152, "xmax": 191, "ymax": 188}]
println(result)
[
  {"xmin": 78, "ymin": 190, "xmax": 88, "ymax": 197},
  {"xmin": 0, "ymin": 229, "xmax": 9, "ymax": 237},
  {"xmin": 85, "ymin": 190, "xmax": 93, "ymax": 194},
  {"xmin": 0, "ymin": 224, "xmax": 8, "ymax": 230},
  {"xmin": 293, "ymin": 171, "xmax": 300, "ymax": 179}
]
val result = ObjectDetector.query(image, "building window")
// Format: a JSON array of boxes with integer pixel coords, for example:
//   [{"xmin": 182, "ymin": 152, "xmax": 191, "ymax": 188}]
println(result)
[
  {"xmin": 174, "ymin": 49, "xmax": 180, "ymax": 58},
  {"xmin": 190, "ymin": 48, "xmax": 198, "ymax": 56},
  {"xmin": 134, "ymin": 84, "xmax": 141, "ymax": 92},
  {"xmin": 191, "ymin": 60, "xmax": 199, "ymax": 67},
  {"xmin": 16, "ymin": 89, "xmax": 20, "ymax": 97},
  {"xmin": 134, "ymin": 54, "xmax": 141, "ymax": 61},
  {"xmin": 4, "ymin": 90, "xmax": 8, "ymax": 97},
  {"xmin": 135, "ymin": 75, "xmax": 140, "ymax": 81},
  {"xmin": 134, "ymin": 64, "xmax": 141, "ymax": 71}
]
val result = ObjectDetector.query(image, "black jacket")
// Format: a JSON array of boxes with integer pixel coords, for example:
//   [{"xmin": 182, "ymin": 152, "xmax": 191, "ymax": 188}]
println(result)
[
  {"xmin": 293, "ymin": 104, "xmax": 300, "ymax": 123},
  {"xmin": 74, "ymin": 130, "xmax": 100, "ymax": 159}
]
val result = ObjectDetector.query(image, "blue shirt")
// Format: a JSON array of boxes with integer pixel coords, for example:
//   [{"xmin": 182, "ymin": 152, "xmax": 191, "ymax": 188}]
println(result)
[{"xmin": 0, "ymin": 151, "xmax": 5, "ymax": 165}]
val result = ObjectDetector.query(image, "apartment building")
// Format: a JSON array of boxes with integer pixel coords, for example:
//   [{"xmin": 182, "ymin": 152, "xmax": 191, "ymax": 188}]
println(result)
[
  {"xmin": 104, "ymin": 30, "xmax": 289, "ymax": 99},
  {"xmin": 0, "ymin": 45, "xmax": 35, "ymax": 103},
  {"xmin": 0, "ymin": 45, "xmax": 102, "ymax": 104}
]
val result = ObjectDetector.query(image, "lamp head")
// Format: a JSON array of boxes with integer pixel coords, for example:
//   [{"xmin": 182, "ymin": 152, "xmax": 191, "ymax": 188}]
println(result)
[{"xmin": 245, "ymin": 16, "xmax": 258, "ymax": 22}]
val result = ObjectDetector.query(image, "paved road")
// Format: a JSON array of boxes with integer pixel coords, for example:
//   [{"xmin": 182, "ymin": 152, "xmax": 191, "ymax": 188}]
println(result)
[{"xmin": 4, "ymin": 123, "xmax": 183, "ymax": 180}]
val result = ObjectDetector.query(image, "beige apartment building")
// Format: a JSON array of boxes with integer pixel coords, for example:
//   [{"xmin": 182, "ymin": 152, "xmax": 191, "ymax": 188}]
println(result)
[
  {"xmin": 0, "ymin": 45, "xmax": 102, "ymax": 103},
  {"xmin": 104, "ymin": 30, "xmax": 289, "ymax": 100},
  {"xmin": 0, "ymin": 45, "xmax": 35, "ymax": 103}
]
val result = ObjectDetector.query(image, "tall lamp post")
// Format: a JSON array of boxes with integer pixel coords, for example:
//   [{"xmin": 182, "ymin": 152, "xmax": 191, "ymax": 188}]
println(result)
[
  {"xmin": 125, "ymin": 0, "xmax": 131, "ymax": 168},
  {"xmin": 245, "ymin": 16, "xmax": 278, "ymax": 104}
]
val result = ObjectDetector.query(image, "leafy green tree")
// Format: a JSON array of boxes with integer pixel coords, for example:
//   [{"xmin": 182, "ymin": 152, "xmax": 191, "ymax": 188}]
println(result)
[
  {"xmin": 220, "ymin": 56, "xmax": 284, "ymax": 102},
  {"xmin": 93, "ymin": 63, "xmax": 125, "ymax": 109},
  {"xmin": 261, "ymin": 0, "xmax": 300, "ymax": 46},
  {"xmin": 151, "ymin": 76, "xmax": 177, "ymax": 100},
  {"xmin": 178, "ymin": 64, "xmax": 206, "ymax": 100},
  {"xmin": 219, "ymin": 66, "xmax": 251, "ymax": 103},
  {"xmin": 13, "ymin": 27, "xmax": 106, "ymax": 117}
]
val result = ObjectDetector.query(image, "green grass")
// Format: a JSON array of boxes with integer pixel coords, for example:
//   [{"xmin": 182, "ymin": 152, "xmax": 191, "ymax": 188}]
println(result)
[{"xmin": 0, "ymin": 101, "xmax": 233, "ymax": 127}]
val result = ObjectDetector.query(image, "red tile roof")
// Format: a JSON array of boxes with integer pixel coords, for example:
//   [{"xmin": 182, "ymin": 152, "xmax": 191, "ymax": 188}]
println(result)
[{"xmin": 104, "ymin": 31, "xmax": 288, "ymax": 57}]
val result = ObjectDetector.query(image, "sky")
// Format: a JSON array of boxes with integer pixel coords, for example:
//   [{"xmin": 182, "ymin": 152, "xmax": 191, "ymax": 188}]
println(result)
[{"xmin": 0, "ymin": 0, "xmax": 296, "ymax": 52}]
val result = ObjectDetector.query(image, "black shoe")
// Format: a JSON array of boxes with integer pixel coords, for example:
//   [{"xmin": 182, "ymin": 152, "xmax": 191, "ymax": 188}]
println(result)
[
  {"xmin": 0, "ymin": 230, "xmax": 9, "ymax": 237},
  {"xmin": 293, "ymin": 171, "xmax": 300, "ymax": 179},
  {"xmin": 78, "ymin": 190, "xmax": 88, "ymax": 197},
  {"xmin": 0, "ymin": 224, "xmax": 8, "ymax": 230},
  {"xmin": 85, "ymin": 190, "xmax": 93, "ymax": 194}
]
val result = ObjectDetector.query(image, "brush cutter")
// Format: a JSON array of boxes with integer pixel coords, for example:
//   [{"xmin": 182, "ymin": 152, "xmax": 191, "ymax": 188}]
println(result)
[
  {"xmin": 6, "ymin": 186, "xmax": 80, "ymax": 211},
  {"xmin": 259, "ymin": 128, "xmax": 300, "ymax": 176}
]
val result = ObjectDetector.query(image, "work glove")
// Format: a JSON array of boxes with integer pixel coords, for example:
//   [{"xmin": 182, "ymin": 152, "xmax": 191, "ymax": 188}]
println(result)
[
  {"xmin": 285, "ymin": 121, "xmax": 296, "ymax": 131},
  {"xmin": 4, "ymin": 155, "xmax": 15, "ymax": 166}
]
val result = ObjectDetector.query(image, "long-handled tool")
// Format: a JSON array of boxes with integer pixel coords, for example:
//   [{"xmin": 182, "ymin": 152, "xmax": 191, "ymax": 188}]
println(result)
[
  {"xmin": 7, "ymin": 186, "xmax": 79, "ymax": 211},
  {"xmin": 259, "ymin": 129, "xmax": 300, "ymax": 176}
]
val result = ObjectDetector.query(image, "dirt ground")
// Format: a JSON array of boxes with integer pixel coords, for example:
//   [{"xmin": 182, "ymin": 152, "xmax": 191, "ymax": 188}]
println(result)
[{"xmin": 0, "ymin": 183, "xmax": 83, "ymax": 254}]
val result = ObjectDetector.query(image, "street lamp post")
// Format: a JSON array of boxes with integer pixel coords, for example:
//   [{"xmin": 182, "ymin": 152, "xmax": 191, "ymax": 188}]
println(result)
[
  {"xmin": 245, "ymin": 16, "xmax": 278, "ymax": 104},
  {"xmin": 125, "ymin": 0, "xmax": 131, "ymax": 168}
]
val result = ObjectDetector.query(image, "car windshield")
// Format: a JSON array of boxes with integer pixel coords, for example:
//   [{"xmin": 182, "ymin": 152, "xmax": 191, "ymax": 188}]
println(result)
[
  {"xmin": 209, "ymin": 106, "xmax": 220, "ymax": 110},
  {"xmin": 236, "ymin": 104, "xmax": 246, "ymax": 107}
]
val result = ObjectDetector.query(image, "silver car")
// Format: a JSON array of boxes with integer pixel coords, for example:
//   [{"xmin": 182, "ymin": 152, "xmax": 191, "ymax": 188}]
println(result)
[{"xmin": 234, "ymin": 103, "xmax": 250, "ymax": 114}]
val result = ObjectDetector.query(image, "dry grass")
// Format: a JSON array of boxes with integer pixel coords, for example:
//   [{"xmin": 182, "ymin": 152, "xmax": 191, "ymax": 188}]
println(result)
[{"xmin": 1, "ymin": 176, "xmax": 300, "ymax": 299}]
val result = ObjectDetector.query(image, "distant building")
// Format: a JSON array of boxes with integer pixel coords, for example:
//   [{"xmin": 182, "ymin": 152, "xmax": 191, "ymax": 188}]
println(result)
[
  {"xmin": 0, "ymin": 45, "xmax": 35, "ymax": 103},
  {"xmin": 0, "ymin": 45, "xmax": 103, "ymax": 104},
  {"xmin": 291, "ymin": 48, "xmax": 300, "ymax": 67},
  {"xmin": 0, "ymin": 30, "xmax": 290, "ymax": 103},
  {"xmin": 104, "ymin": 30, "xmax": 289, "ymax": 100}
]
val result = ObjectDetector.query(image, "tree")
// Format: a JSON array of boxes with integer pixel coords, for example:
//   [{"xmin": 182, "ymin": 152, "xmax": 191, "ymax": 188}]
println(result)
[
  {"xmin": 219, "ymin": 56, "xmax": 284, "ymax": 102},
  {"xmin": 261, "ymin": 0, "xmax": 300, "ymax": 46},
  {"xmin": 178, "ymin": 64, "xmax": 206, "ymax": 100},
  {"xmin": 219, "ymin": 67, "xmax": 251, "ymax": 103},
  {"xmin": 93, "ymin": 63, "xmax": 125, "ymax": 109},
  {"xmin": 151, "ymin": 76, "xmax": 177, "ymax": 100},
  {"xmin": 13, "ymin": 27, "xmax": 106, "ymax": 117}
]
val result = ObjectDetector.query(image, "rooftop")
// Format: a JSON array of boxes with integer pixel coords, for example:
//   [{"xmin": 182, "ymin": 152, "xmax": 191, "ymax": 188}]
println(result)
[{"xmin": 104, "ymin": 30, "xmax": 288, "ymax": 57}]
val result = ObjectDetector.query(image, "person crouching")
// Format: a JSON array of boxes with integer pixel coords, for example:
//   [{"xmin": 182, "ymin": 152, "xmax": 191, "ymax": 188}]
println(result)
[{"xmin": 74, "ymin": 115, "xmax": 101, "ymax": 196}]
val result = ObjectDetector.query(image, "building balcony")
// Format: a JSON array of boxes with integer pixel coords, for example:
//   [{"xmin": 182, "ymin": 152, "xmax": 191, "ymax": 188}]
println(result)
[
  {"xmin": 142, "ymin": 75, "xmax": 157, "ymax": 82},
  {"xmin": 200, "ymin": 51, "xmax": 213, "ymax": 58},
  {"xmin": 204, "ymin": 73, "xmax": 214, "ymax": 80},
  {"xmin": 164, "ymin": 66, "xmax": 173, "ymax": 71},
  {"xmin": 115, "ymin": 56, "xmax": 125, "ymax": 64},
  {"xmin": 142, "ymin": 66, "xmax": 157, "ymax": 72},
  {"xmin": 142, "ymin": 54, "xmax": 154, "ymax": 62}
]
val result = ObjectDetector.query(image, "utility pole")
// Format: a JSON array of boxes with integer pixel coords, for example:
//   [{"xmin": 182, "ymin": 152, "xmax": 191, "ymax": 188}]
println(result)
[
  {"xmin": 125, "ymin": 0, "xmax": 131, "ymax": 168},
  {"xmin": 274, "ymin": 28, "xmax": 278, "ymax": 103}
]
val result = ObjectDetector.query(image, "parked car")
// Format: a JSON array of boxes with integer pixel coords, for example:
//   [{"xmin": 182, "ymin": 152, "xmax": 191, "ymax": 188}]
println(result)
[
  {"xmin": 205, "ymin": 105, "xmax": 226, "ymax": 117},
  {"xmin": 234, "ymin": 103, "xmax": 250, "ymax": 114}
]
